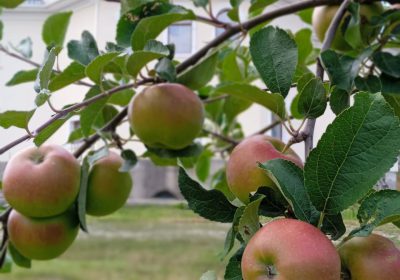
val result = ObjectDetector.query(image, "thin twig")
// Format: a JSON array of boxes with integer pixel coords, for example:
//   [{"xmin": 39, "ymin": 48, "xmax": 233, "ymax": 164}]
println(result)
[{"xmin": 203, "ymin": 128, "xmax": 239, "ymax": 145}]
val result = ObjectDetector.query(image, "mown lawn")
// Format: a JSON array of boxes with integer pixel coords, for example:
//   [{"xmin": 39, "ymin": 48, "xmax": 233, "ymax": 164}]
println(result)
[{"xmin": 0, "ymin": 205, "xmax": 398, "ymax": 280}]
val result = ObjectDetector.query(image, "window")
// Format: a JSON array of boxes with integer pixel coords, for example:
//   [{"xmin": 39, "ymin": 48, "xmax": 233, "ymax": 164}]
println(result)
[{"xmin": 168, "ymin": 22, "xmax": 192, "ymax": 55}]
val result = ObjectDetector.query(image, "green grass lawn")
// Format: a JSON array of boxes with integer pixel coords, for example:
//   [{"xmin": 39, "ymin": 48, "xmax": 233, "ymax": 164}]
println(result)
[{"xmin": 0, "ymin": 205, "xmax": 398, "ymax": 280}]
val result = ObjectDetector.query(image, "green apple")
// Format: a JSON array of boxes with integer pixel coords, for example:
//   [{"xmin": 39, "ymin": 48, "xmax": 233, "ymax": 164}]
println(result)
[
  {"xmin": 2, "ymin": 145, "xmax": 80, "ymax": 218},
  {"xmin": 242, "ymin": 218, "xmax": 341, "ymax": 280},
  {"xmin": 86, "ymin": 151, "xmax": 133, "ymax": 216},
  {"xmin": 339, "ymin": 233, "xmax": 400, "ymax": 280},
  {"xmin": 128, "ymin": 83, "xmax": 204, "ymax": 150},
  {"xmin": 8, "ymin": 209, "xmax": 79, "ymax": 260},
  {"xmin": 226, "ymin": 135, "xmax": 302, "ymax": 203},
  {"xmin": 312, "ymin": 3, "xmax": 384, "ymax": 51}
]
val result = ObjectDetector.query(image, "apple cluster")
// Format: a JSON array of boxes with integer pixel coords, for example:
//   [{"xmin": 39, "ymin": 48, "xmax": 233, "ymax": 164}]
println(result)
[
  {"xmin": 0, "ymin": 83, "xmax": 203, "ymax": 262},
  {"xmin": 2, "ymin": 145, "xmax": 132, "ymax": 261},
  {"xmin": 225, "ymin": 136, "xmax": 400, "ymax": 279}
]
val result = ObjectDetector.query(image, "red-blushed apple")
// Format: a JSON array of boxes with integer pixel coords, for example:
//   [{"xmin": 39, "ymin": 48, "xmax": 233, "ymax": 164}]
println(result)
[
  {"xmin": 86, "ymin": 151, "xmax": 133, "ymax": 216},
  {"xmin": 312, "ymin": 3, "xmax": 384, "ymax": 52},
  {"xmin": 226, "ymin": 135, "xmax": 302, "ymax": 203},
  {"xmin": 338, "ymin": 233, "xmax": 400, "ymax": 280},
  {"xmin": 128, "ymin": 83, "xmax": 204, "ymax": 150},
  {"xmin": 7, "ymin": 209, "xmax": 79, "ymax": 260},
  {"xmin": 242, "ymin": 218, "xmax": 341, "ymax": 280},
  {"xmin": 2, "ymin": 144, "xmax": 80, "ymax": 218}
]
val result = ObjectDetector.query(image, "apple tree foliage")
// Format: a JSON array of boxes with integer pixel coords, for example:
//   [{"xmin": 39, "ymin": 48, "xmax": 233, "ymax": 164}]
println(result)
[{"xmin": 0, "ymin": 0, "xmax": 399, "ymax": 278}]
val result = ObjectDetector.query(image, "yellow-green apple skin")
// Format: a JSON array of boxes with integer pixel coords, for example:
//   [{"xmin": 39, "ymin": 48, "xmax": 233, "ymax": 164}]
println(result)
[
  {"xmin": 86, "ymin": 151, "xmax": 133, "ymax": 216},
  {"xmin": 226, "ymin": 135, "xmax": 302, "ymax": 203},
  {"xmin": 339, "ymin": 234, "xmax": 400, "ymax": 280},
  {"xmin": 242, "ymin": 219, "xmax": 341, "ymax": 280},
  {"xmin": 128, "ymin": 83, "xmax": 204, "ymax": 150},
  {"xmin": 7, "ymin": 209, "xmax": 79, "ymax": 260},
  {"xmin": 312, "ymin": 3, "xmax": 384, "ymax": 52},
  {"xmin": 2, "ymin": 145, "xmax": 80, "ymax": 218}
]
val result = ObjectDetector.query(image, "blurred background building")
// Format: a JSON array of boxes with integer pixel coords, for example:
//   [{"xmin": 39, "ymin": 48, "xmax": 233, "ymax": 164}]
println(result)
[{"xmin": 0, "ymin": 0, "xmax": 398, "ymax": 202}]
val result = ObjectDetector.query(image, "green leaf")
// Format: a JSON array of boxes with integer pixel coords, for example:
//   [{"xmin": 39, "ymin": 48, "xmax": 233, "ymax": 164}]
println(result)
[
  {"xmin": 304, "ymin": 93, "xmax": 400, "ymax": 215},
  {"xmin": 254, "ymin": 187, "xmax": 287, "ymax": 218},
  {"xmin": 321, "ymin": 49, "xmax": 372, "ymax": 91},
  {"xmin": 259, "ymin": 159, "xmax": 318, "ymax": 224},
  {"xmin": 6, "ymin": 69, "xmax": 38, "ymax": 86},
  {"xmin": 297, "ymin": 8, "xmax": 313, "ymax": 24},
  {"xmin": 0, "ymin": 110, "xmax": 34, "ymax": 129},
  {"xmin": 350, "ymin": 190, "xmax": 400, "ymax": 237},
  {"xmin": 249, "ymin": 0, "xmax": 277, "ymax": 15},
  {"xmin": 224, "ymin": 247, "xmax": 244, "ymax": 280},
  {"xmin": 295, "ymin": 29, "xmax": 313, "ymax": 65},
  {"xmin": 381, "ymin": 74, "xmax": 400, "ymax": 95},
  {"xmin": 131, "ymin": 7, "xmax": 195, "ymax": 51},
  {"xmin": 297, "ymin": 77, "xmax": 327, "ymax": 118},
  {"xmin": 177, "ymin": 50, "xmax": 218, "ymax": 90},
  {"xmin": 220, "ymin": 51, "xmax": 243, "ymax": 82},
  {"xmin": 119, "ymin": 149, "xmax": 138, "ymax": 172},
  {"xmin": 290, "ymin": 93, "xmax": 302, "ymax": 119},
  {"xmin": 85, "ymin": 52, "xmax": 120, "ymax": 84},
  {"xmin": 78, "ymin": 157, "xmax": 90, "ymax": 232},
  {"xmin": 343, "ymin": 3, "xmax": 363, "ymax": 49},
  {"xmin": 34, "ymin": 47, "xmax": 57, "ymax": 103},
  {"xmin": 193, "ymin": 0, "xmax": 208, "ymax": 8},
  {"xmin": 11, "ymin": 37, "xmax": 32, "ymax": 58},
  {"xmin": 238, "ymin": 195, "xmax": 263, "ymax": 243},
  {"xmin": 321, "ymin": 213, "xmax": 346, "ymax": 240},
  {"xmin": 8, "ymin": 243, "xmax": 31, "ymax": 269},
  {"xmin": 211, "ymin": 169, "xmax": 236, "ymax": 202},
  {"xmin": 143, "ymin": 39, "xmax": 170, "ymax": 55},
  {"xmin": 383, "ymin": 94, "xmax": 400, "ymax": 117},
  {"xmin": 80, "ymin": 86, "xmax": 107, "ymax": 137},
  {"xmin": 195, "ymin": 149, "xmax": 213, "ymax": 182},
  {"xmin": 330, "ymin": 87, "xmax": 350, "ymax": 115},
  {"xmin": 215, "ymin": 83, "xmax": 286, "ymax": 118},
  {"xmin": 355, "ymin": 75, "xmax": 382, "ymax": 93},
  {"xmin": 200, "ymin": 270, "xmax": 217, "ymax": 280},
  {"xmin": 67, "ymin": 31, "xmax": 99, "ymax": 65},
  {"xmin": 221, "ymin": 207, "xmax": 244, "ymax": 259},
  {"xmin": 48, "ymin": 62, "xmax": 86, "ymax": 92},
  {"xmin": 178, "ymin": 168, "xmax": 237, "ymax": 223},
  {"xmin": 373, "ymin": 52, "xmax": 400, "ymax": 78},
  {"xmin": 34, "ymin": 114, "xmax": 72, "ymax": 146},
  {"xmin": 147, "ymin": 143, "xmax": 203, "ymax": 159},
  {"xmin": 42, "ymin": 11, "xmax": 72, "ymax": 47},
  {"xmin": 117, "ymin": 2, "xmax": 175, "ymax": 47},
  {"xmin": 0, "ymin": 0, "xmax": 24, "ymax": 8},
  {"xmin": 155, "ymin": 57, "xmax": 176, "ymax": 82},
  {"xmin": 250, "ymin": 26, "xmax": 297, "ymax": 97},
  {"xmin": 108, "ymin": 89, "xmax": 135, "ymax": 106},
  {"xmin": 126, "ymin": 51, "xmax": 166, "ymax": 78}
]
